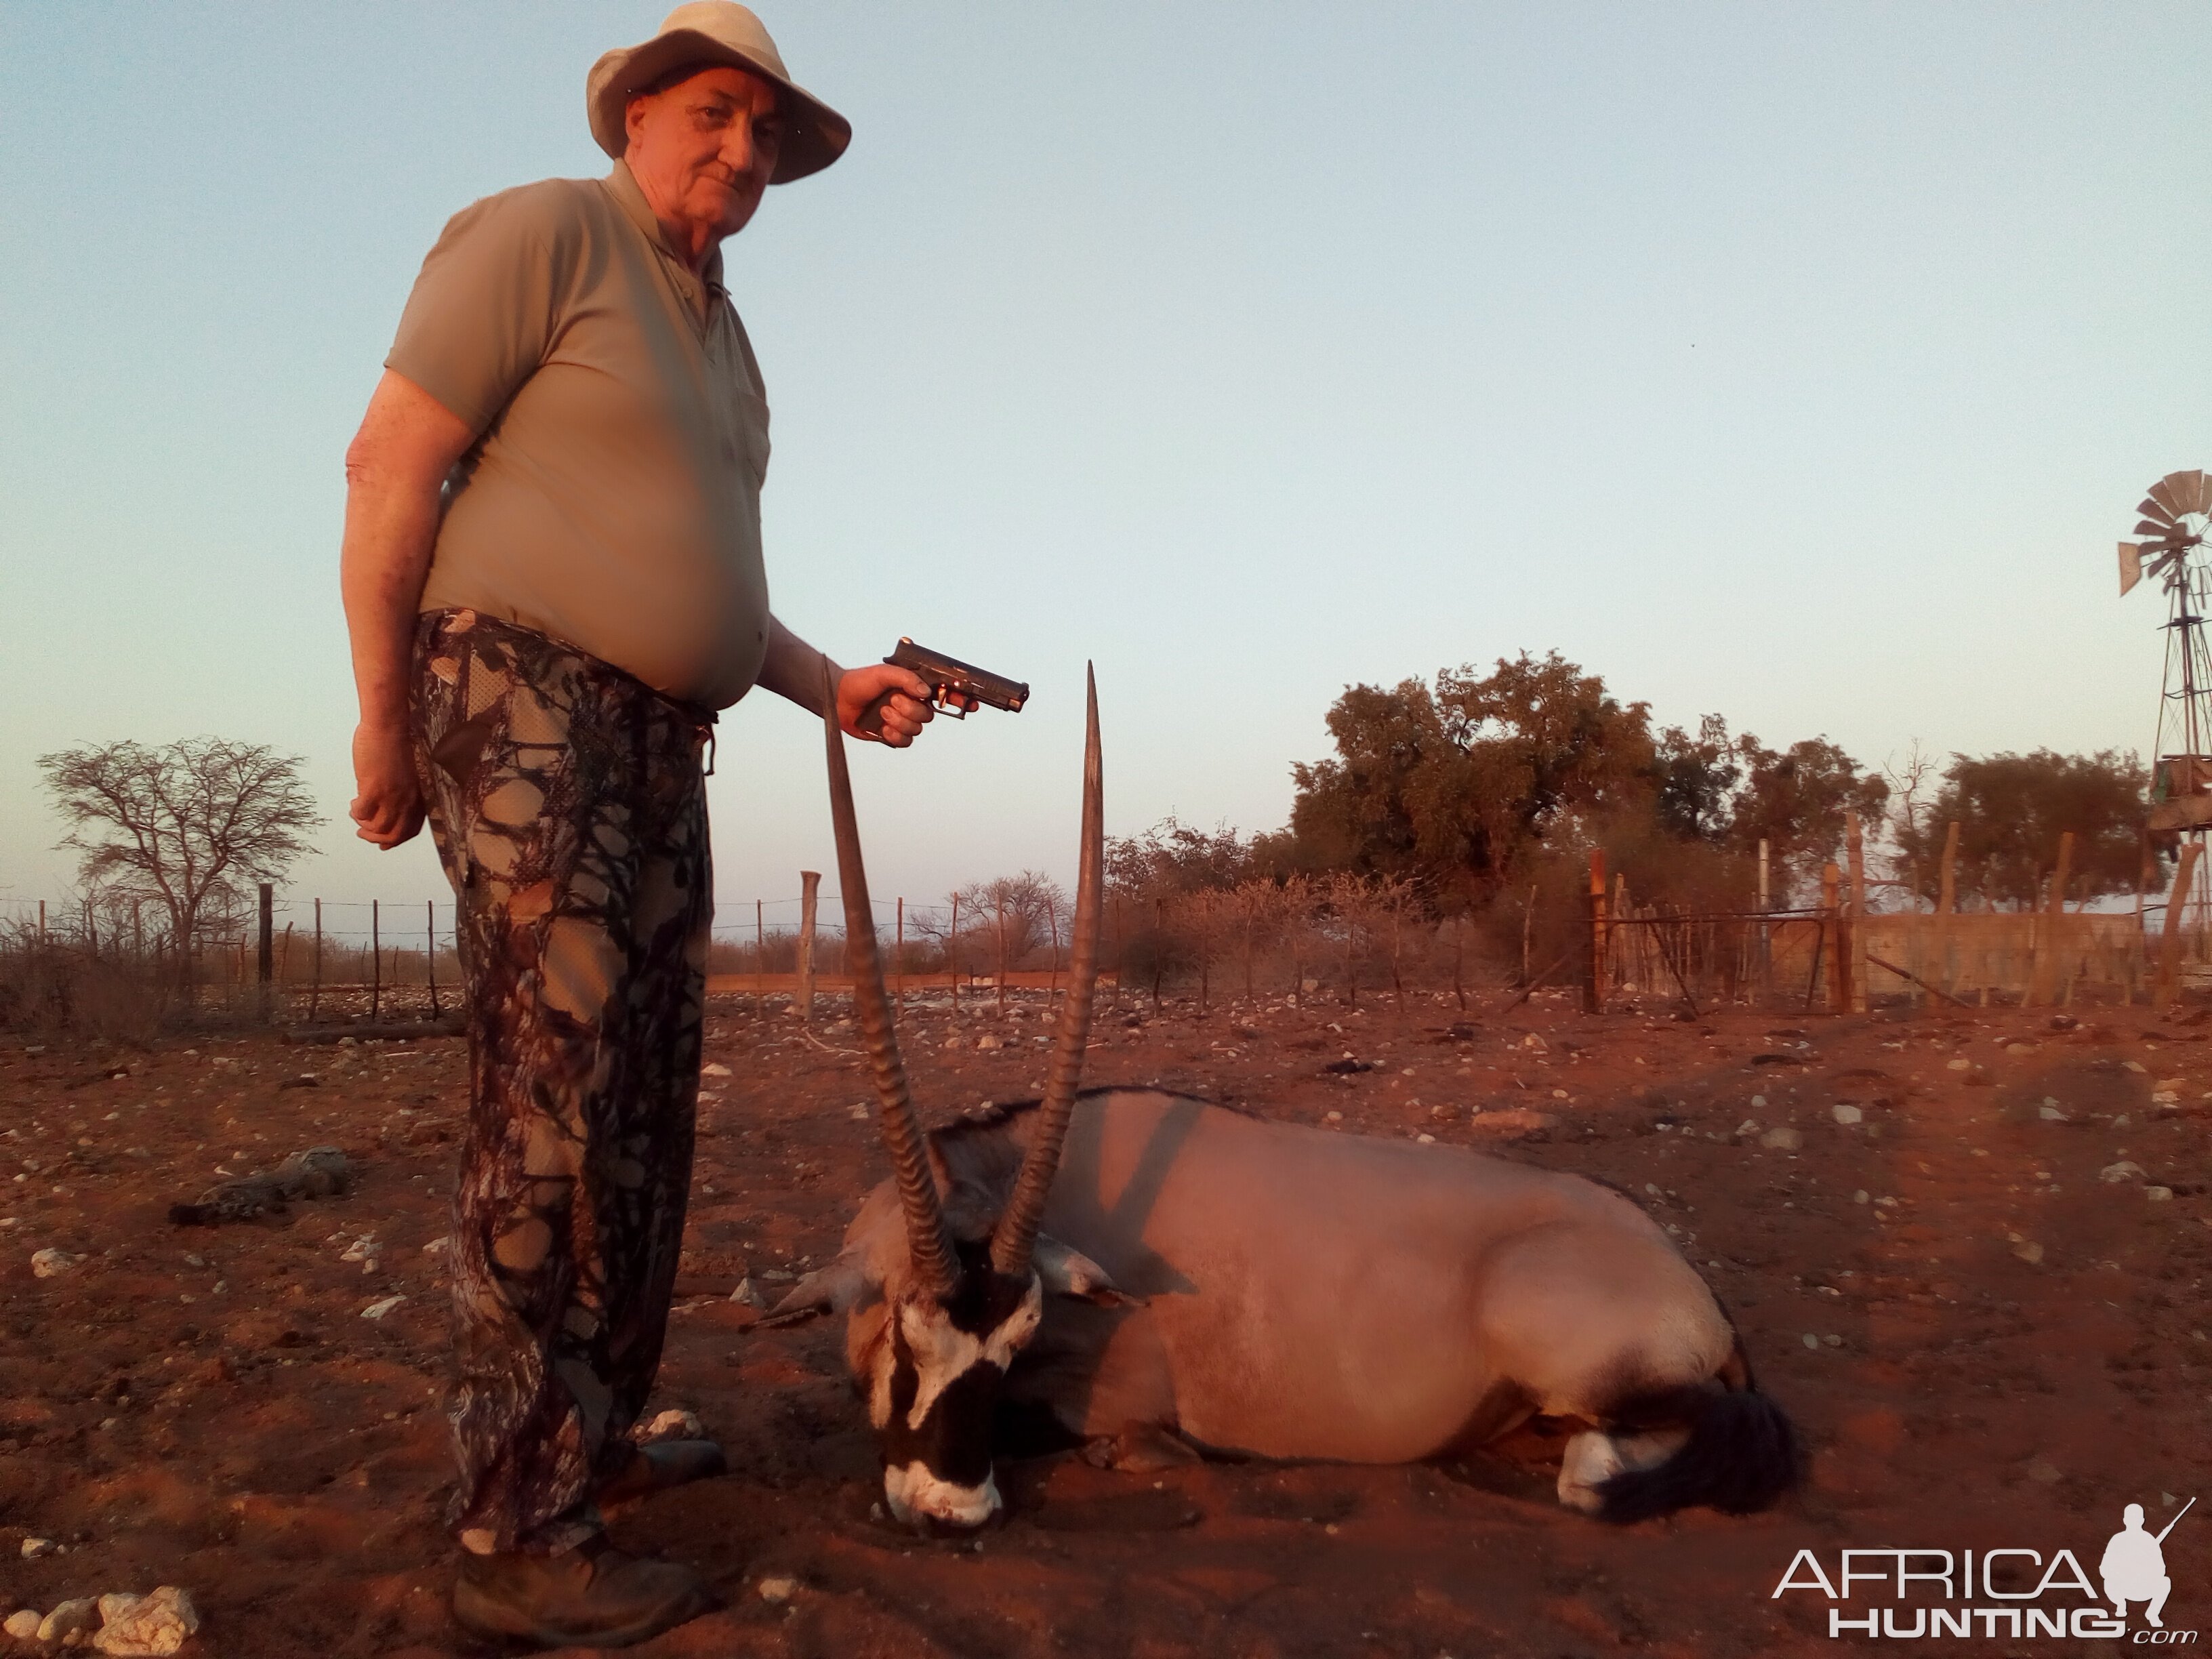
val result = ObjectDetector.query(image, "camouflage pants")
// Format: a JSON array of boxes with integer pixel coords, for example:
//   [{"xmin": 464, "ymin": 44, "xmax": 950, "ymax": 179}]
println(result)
[{"xmin": 410, "ymin": 609, "xmax": 714, "ymax": 1555}]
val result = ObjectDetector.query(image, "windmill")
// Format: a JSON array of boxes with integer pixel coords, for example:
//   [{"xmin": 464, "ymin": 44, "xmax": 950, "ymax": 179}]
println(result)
[{"xmin": 2122, "ymin": 470, "xmax": 2212, "ymax": 953}]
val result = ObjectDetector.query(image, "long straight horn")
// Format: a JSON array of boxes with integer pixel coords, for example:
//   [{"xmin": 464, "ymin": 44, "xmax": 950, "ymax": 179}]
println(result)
[
  {"xmin": 992, "ymin": 665, "xmax": 1103, "ymax": 1277},
  {"xmin": 821, "ymin": 659, "xmax": 960, "ymax": 1299}
]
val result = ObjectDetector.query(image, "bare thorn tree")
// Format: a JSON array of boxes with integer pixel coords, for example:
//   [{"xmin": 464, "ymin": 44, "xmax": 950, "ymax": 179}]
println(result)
[{"xmin": 39, "ymin": 737, "xmax": 325, "ymax": 964}]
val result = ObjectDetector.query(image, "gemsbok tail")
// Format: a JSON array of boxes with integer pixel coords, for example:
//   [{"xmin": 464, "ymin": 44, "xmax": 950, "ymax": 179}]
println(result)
[{"xmin": 1596, "ymin": 1385, "xmax": 1801, "ymax": 1525}]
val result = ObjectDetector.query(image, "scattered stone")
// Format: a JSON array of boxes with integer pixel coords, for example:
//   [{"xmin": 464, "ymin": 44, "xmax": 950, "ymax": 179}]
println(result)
[
  {"xmin": 339, "ymin": 1235, "xmax": 380, "ymax": 1263},
  {"xmin": 1801, "ymin": 1333, "xmax": 1818, "ymax": 1349},
  {"xmin": 701, "ymin": 1062, "xmax": 733, "ymax": 1078},
  {"xmin": 361, "ymin": 1295, "xmax": 406, "ymax": 1321},
  {"xmin": 2156, "ymin": 1076, "xmax": 2186, "ymax": 1093},
  {"xmin": 20, "ymin": 1537, "xmax": 59, "ymax": 1559},
  {"xmin": 37, "ymin": 1599, "xmax": 100, "ymax": 1643},
  {"xmin": 2146, "ymin": 1185, "xmax": 2175, "ymax": 1202},
  {"xmin": 2012, "ymin": 1240, "xmax": 2045, "ymax": 1265},
  {"xmin": 32, "ymin": 1248, "xmax": 82, "ymax": 1278},
  {"xmin": 636, "ymin": 1408, "xmax": 705, "ymax": 1443},
  {"xmin": 756, "ymin": 1576, "xmax": 799, "ymax": 1605},
  {"xmin": 1831, "ymin": 1103, "xmax": 1863, "ymax": 1126},
  {"xmin": 729, "ymin": 1278, "xmax": 767, "ymax": 1309},
  {"xmin": 2101, "ymin": 1161, "xmax": 2146, "ymax": 1184},
  {"xmin": 1324, "ymin": 1110, "xmax": 1343, "ymax": 1123},
  {"xmin": 1465, "ymin": 1108, "xmax": 1555, "ymax": 1137},
  {"xmin": 847, "ymin": 1105, "xmax": 869, "ymax": 1121},
  {"xmin": 2123, "ymin": 1061, "xmax": 2147, "ymax": 1075},
  {"xmin": 3, "ymin": 1609, "xmax": 41, "ymax": 1639},
  {"xmin": 976, "ymin": 1035, "xmax": 1004, "ymax": 1051},
  {"xmin": 2024, "ymin": 1456, "xmax": 2062, "ymax": 1485},
  {"xmin": 1520, "ymin": 1034, "xmax": 1547, "ymax": 1052},
  {"xmin": 93, "ymin": 1587, "xmax": 199, "ymax": 1656},
  {"xmin": 1946, "ymin": 1058, "xmax": 1971, "ymax": 1072},
  {"xmin": 1759, "ymin": 1127, "xmax": 1803, "ymax": 1152},
  {"xmin": 1853, "ymin": 1190, "xmax": 1869, "ymax": 1204},
  {"xmin": 2005, "ymin": 1042, "xmax": 2031, "ymax": 1055},
  {"xmin": 2047, "ymin": 1015, "xmax": 2077, "ymax": 1031},
  {"xmin": 1415, "ymin": 1133, "xmax": 1436, "ymax": 1145},
  {"xmin": 2039, "ymin": 1105, "xmax": 2068, "ymax": 1122}
]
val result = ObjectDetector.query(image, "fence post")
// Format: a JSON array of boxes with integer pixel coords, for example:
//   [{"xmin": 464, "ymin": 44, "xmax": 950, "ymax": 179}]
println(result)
[
  {"xmin": 755, "ymin": 898, "xmax": 765, "ymax": 1012},
  {"xmin": 1821, "ymin": 863, "xmax": 1845, "ymax": 1012},
  {"xmin": 1845, "ymin": 812, "xmax": 1868, "ymax": 1013},
  {"xmin": 426, "ymin": 899, "xmax": 442, "ymax": 1018},
  {"xmin": 1044, "ymin": 895, "xmax": 1061, "ymax": 1019},
  {"xmin": 371, "ymin": 899, "xmax": 382, "ymax": 1022},
  {"xmin": 310, "ymin": 899, "xmax": 323, "ymax": 1021},
  {"xmin": 1583, "ymin": 850, "xmax": 1606, "ymax": 1014},
  {"xmin": 2027, "ymin": 832, "xmax": 2074, "ymax": 1008},
  {"xmin": 1757, "ymin": 839, "xmax": 1771, "ymax": 995},
  {"xmin": 2154, "ymin": 841, "xmax": 2202, "ymax": 1009},
  {"xmin": 950, "ymin": 893, "xmax": 962, "ymax": 1015},
  {"xmin": 797, "ymin": 871, "xmax": 820, "ymax": 1024},
  {"xmin": 38, "ymin": 900, "xmax": 45, "ymax": 943}
]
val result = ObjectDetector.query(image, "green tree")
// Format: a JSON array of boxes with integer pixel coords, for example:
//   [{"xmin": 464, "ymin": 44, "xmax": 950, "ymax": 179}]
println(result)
[
  {"xmin": 1283, "ymin": 652, "xmax": 1656, "ymax": 894},
  {"xmin": 1894, "ymin": 750, "xmax": 2147, "ymax": 909},
  {"xmin": 1727, "ymin": 737, "xmax": 1889, "ymax": 902},
  {"xmin": 1654, "ymin": 714, "xmax": 1740, "ymax": 841}
]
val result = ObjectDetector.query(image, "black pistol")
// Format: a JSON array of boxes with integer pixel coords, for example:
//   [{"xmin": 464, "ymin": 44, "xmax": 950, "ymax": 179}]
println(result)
[{"xmin": 882, "ymin": 638, "xmax": 1029, "ymax": 718}]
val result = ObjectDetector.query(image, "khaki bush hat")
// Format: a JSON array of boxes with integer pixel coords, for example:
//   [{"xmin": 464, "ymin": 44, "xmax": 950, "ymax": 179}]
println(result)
[{"xmin": 588, "ymin": 2, "xmax": 851, "ymax": 183}]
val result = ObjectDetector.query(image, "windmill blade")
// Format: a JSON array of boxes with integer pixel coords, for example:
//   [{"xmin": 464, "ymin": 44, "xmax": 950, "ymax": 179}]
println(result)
[
  {"xmin": 2164, "ymin": 470, "xmax": 2211, "ymax": 516},
  {"xmin": 2139, "ymin": 496, "xmax": 2179, "ymax": 529},
  {"xmin": 2149, "ymin": 477, "xmax": 2186, "ymax": 518},
  {"xmin": 2138, "ymin": 519, "xmax": 2181, "ymax": 540},
  {"xmin": 2120, "ymin": 542, "xmax": 2143, "ymax": 596}
]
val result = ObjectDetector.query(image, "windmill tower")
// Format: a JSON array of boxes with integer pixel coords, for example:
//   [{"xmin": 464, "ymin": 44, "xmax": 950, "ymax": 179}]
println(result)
[{"xmin": 2121, "ymin": 468, "xmax": 2212, "ymax": 945}]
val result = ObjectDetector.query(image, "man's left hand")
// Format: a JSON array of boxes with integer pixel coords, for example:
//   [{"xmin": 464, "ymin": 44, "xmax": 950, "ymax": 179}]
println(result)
[{"xmin": 838, "ymin": 663, "xmax": 936, "ymax": 747}]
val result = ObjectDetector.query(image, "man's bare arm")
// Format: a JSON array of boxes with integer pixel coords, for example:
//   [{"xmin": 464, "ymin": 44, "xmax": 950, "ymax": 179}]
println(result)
[
  {"xmin": 756, "ymin": 615, "xmax": 935, "ymax": 747},
  {"xmin": 340, "ymin": 369, "xmax": 476, "ymax": 848}
]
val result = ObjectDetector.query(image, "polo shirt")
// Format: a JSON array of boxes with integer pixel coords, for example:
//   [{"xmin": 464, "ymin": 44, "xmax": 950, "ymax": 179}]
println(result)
[{"xmin": 388, "ymin": 161, "xmax": 773, "ymax": 710}]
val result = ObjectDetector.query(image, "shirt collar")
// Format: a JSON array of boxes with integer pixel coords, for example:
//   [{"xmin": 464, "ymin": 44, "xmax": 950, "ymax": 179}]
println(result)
[{"xmin": 605, "ymin": 160, "xmax": 726, "ymax": 297}]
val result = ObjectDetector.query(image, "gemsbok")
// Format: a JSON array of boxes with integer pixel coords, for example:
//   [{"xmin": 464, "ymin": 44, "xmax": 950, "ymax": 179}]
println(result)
[{"xmin": 767, "ymin": 665, "xmax": 1799, "ymax": 1532}]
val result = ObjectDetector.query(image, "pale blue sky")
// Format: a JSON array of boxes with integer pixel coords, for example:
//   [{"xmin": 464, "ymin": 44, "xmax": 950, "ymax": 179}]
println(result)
[{"xmin": 3, "ymin": 3, "xmax": 2206, "ymax": 939}]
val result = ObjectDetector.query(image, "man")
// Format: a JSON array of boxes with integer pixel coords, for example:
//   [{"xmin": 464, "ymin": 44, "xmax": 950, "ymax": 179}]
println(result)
[
  {"xmin": 2101, "ymin": 1502, "xmax": 2175, "ymax": 1629},
  {"xmin": 339, "ymin": 5, "xmax": 933, "ymax": 1645}
]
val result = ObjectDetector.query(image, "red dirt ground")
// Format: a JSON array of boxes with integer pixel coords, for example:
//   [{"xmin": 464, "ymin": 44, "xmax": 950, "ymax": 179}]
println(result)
[{"xmin": 2, "ymin": 989, "xmax": 2207, "ymax": 1656}]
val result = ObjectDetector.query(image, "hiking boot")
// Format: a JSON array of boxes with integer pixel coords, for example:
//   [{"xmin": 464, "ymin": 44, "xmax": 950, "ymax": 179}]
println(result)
[
  {"xmin": 452, "ymin": 1537, "xmax": 715, "ymax": 1649},
  {"xmin": 596, "ymin": 1439, "xmax": 729, "ymax": 1507}
]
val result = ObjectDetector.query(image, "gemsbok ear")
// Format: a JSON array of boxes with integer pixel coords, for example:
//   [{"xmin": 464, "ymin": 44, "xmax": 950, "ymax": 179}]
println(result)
[
  {"xmin": 761, "ymin": 1258, "xmax": 875, "ymax": 1328},
  {"xmin": 1034, "ymin": 1234, "xmax": 1139, "ymax": 1305}
]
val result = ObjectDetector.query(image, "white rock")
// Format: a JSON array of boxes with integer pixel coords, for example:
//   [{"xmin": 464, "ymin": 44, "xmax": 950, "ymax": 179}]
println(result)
[
  {"xmin": 3, "ymin": 1609, "xmax": 42, "ymax": 1639},
  {"xmin": 2146, "ymin": 1185, "xmax": 2175, "ymax": 1202},
  {"xmin": 93, "ymin": 1586, "xmax": 199, "ymax": 1656},
  {"xmin": 2013, "ymin": 1240, "xmax": 2045, "ymax": 1265},
  {"xmin": 339, "ymin": 1235, "xmax": 378, "ymax": 1263},
  {"xmin": 636, "ymin": 1408, "xmax": 705, "ymax": 1443},
  {"xmin": 30, "ymin": 1248, "xmax": 81, "ymax": 1278},
  {"xmin": 2123, "ymin": 1060, "xmax": 2146, "ymax": 1074},
  {"xmin": 1831, "ymin": 1103, "xmax": 1863, "ymax": 1126},
  {"xmin": 729, "ymin": 1278, "xmax": 767, "ymax": 1309},
  {"xmin": 361, "ymin": 1294, "xmax": 406, "ymax": 1320},
  {"xmin": 1759, "ymin": 1127, "xmax": 1803, "ymax": 1152},
  {"xmin": 976, "ymin": 1034, "xmax": 1003, "ymax": 1051},
  {"xmin": 1946, "ymin": 1058, "xmax": 1971, "ymax": 1072},
  {"xmin": 2101, "ymin": 1161, "xmax": 2146, "ymax": 1183},
  {"xmin": 2039, "ymin": 1104, "xmax": 2068, "ymax": 1122},
  {"xmin": 701, "ymin": 1062, "xmax": 733, "ymax": 1077},
  {"xmin": 38, "ymin": 1598, "xmax": 100, "ymax": 1642},
  {"xmin": 19, "ymin": 1536, "xmax": 58, "ymax": 1559},
  {"xmin": 756, "ymin": 1576, "xmax": 799, "ymax": 1605}
]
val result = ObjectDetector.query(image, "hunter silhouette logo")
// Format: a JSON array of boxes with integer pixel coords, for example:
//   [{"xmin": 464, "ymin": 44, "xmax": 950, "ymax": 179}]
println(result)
[
  {"xmin": 1773, "ymin": 1495, "xmax": 2197, "ymax": 1641},
  {"xmin": 2104, "ymin": 1498, "xmax": 2192, "ymax": 1631}
]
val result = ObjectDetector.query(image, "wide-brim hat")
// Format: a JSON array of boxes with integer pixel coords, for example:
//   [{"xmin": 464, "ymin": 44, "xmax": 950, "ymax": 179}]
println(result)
[{"xmin": 587, "ymin": 2, "xmax": 851, "ymax": 184}]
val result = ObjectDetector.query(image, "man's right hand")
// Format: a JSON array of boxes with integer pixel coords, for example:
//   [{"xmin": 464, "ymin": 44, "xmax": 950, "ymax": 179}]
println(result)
[{"xmin": 350, "ymin": 721, "xmax": 426, "ymax": 849}]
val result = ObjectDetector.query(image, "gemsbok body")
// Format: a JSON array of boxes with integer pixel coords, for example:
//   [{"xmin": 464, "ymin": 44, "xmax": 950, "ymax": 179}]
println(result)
[{"xmin": 773, "ymin": 666, "xmax": 1799, "ymax": 1531}]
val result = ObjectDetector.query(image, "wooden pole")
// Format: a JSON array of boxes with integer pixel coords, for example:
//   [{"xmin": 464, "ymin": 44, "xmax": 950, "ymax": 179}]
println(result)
[
  {"xmin": 949, "ymin": 893, "xmax": 962, "ymax": 1014},
  {"xmin": 310, "ymin": 898, "xmax": 323, "ymax": 1022},
  {"xmin": 37, "ymin": 899, "xmax": 45, "ymax": 943},
  {"xmin": 1583, "ymin": 850, "xmax": 1607, "ymax": 1014},
  {"xmin": 895, "ymin": 897, "xmax": 906, "ymax": 1014},
  {"xmin": 258, "ymin": 883, "xmax": 274, "ymax": 985},
  {"xmin": 1845, "ymin": 812, "xmax": 1868, "ymax": 1013},
  {"xmin": 371, "ymin": 899, "xmax": 382, "ymax": 1021},
  {"xmin": 797, "ymin": 872, "xmax": 820, "ymax": 1025},
  {"xmin": 1044, "ymin": 895, "xmax": 1061, "ymax": 1018},
  {"xmin": 2028, "ymin": 831, "xmax": 2075, "ymax": 1007},
  {"xmin": 2154, "ymin": 841, "xmax": 2201, "ymax": 1009},
  {"xmin": 1821, "ymin": 862, "xmax": 1845, "ymax": 1013},
  {"xmin": 1933, "ymin": 821, "xmax": 1960, "ymax": 998},
  {"xmin": 755, "ymin": 899, "xmax": 765, "ymax": 1011},
  {"xmin": 279, "ymin": 923, "xmax": 293, "ymax": 995},
  {"xmin": 425, "ymin": 899, "xmax": 441, "ymax": 1017},
  {"xmin": 1757, "ymin": 838, "xmax": 1771, "ymax": 994},
  {"xmin": 995, "ymin": 895, "xmax": 1007, "ymax": 1014}
]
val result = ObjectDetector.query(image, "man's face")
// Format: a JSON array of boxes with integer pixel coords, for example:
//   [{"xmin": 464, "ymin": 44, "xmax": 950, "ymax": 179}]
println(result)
[{"xmin": 625, "ymin": 65, "xmax": 784, "ymax": 243}]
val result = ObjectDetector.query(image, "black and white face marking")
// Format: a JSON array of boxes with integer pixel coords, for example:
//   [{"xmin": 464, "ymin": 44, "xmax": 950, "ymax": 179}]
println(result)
[{"xmin": 868, "ymin": 1263, "xmax": 1044, "ymax": 1530}]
